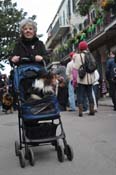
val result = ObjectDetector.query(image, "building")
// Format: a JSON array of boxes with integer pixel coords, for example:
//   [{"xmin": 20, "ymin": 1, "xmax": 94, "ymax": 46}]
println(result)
[{"xmin": 46, "ymin": 0, "xmax": 116, "ymax": 95}]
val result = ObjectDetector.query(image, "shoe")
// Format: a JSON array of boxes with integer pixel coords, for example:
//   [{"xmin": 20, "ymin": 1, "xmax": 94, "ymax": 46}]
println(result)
[
  {"xmin": 68, "ymin": 109, "xmax": 76, "ymax": 112},
  {"xmin": 2, "ymin": 109, "xmax": 7, "ymax": 112},
  {"xmin": 83, "ymin": 110, "xmax": 89, "ymax": 114},
  {"xmin": 79, "ymin": 113, "xmax": 83, "ymax": 117}
]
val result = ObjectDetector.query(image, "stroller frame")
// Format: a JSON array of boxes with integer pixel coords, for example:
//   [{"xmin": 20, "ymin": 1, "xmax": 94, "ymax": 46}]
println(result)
[{"xmin": 13, "ymin": 63, "xmax": 73, "ymax": 168}]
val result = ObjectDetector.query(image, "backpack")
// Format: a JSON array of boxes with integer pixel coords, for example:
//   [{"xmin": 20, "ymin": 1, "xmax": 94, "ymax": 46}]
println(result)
[
  {"xmin": 78, "ymin": 64, "xmax": 86, "ymax": 79},
  {"xmin": 110, "ymin": 62, "xmax": 116, "ymax": 83},
  {"xmin": 78, "ymin": 54, "xmax": 86, "ymax": 79},
  {"xmin": 84, "ymin": 51, "xmax": 96, "ymax": 73}
]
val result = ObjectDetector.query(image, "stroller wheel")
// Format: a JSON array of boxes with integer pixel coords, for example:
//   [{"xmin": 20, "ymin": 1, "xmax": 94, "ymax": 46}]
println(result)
[
  {"xmin": 18, "ymin": 150, "xmax": 26, "ymax": 168},
  {"xmin": 64, "ymin": 144, "xmax": 74, "ymax": 161},
  {"xmin": 57, "ymin": 145, "xmax": 64, "ymax": 162},
  {"xmin": 15, "ymin": 141, "xmax": 20, "ymax": 156},
  {"xmin": 28, "ymin": 148, "xmax": 35, "ymax": 166}
]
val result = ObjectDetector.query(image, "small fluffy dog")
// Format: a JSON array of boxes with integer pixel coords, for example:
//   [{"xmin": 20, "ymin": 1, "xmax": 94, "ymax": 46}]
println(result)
[
  {"xmin": 28, "ymin": 72, "xmax": 57, "ymax": 101},
  {"xmin": 2, "ymin": 93, "xmax": 13, "ymax": 113}
]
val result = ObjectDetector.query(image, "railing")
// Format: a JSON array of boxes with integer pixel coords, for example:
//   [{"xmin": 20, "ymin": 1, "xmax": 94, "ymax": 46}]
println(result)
[{"xmin": 50, "ymin": 19, "xmax": 60, "ymax": 37}]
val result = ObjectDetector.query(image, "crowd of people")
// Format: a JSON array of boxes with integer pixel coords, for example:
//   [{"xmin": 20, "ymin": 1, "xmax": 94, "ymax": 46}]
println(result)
[{"xmin": 0, "ymin": 18, "xmax": 116, "ymax": 115}]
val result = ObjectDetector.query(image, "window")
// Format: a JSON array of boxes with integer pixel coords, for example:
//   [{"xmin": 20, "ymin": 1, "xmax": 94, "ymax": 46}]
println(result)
[
  {"xmin": 83, "ymin": 19, "xmax": 89, "ymax": 28},
  {"xmin": 67, "ymin": 0, "xmax": 71, "ymax": 18},
  {"xmin": 78, "ymin": 23, "xmax": 83, "ymax": 31},
  {"xmin": 91, "ymin": 10, "xmax": 96, "ymax": 21},
  {"xmin": 72, "ymin": 0, "xmax": 76, "ymax": 13},
  {"xmin": 63, "ymin": 11, "xmax": 65, "ymax": 25}
]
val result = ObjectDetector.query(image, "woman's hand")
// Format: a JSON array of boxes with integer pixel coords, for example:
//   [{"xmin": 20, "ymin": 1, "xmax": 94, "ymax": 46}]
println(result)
[
  {"xmin": 35, "ymin": 55, "xmax": 43, "ymax": 62},
  {"xmin": 11, "ymin": 56, "xmax": 20, "ymax": 63}
]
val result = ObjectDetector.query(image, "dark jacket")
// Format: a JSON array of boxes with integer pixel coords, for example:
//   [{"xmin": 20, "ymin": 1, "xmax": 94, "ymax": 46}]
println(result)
[
  {"xmin": 106, "ymin": 58, "xmax": 115, "ymax": 81},
  {"xmin": 10, "ymin": 36, "xmax": 48, "ymax": 66}
]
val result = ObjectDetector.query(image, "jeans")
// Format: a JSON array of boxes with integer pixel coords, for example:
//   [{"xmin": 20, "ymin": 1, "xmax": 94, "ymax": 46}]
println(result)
[
  {"xmin": 83, "ymin": 93, "xmax": 88, "ymax": 111},
  {"xmin": 68, "ymin": 80, "xmax": 76, "ymax": 110},
  {"xmin": 93, "ymin": 84, "xmax": 99, "ymax": 106},
  {"xmin": 77, "ymin": 87, "xmax": 88, "ymax": 111},
  {"xmin": 78, "ymin": 84, "xmax": 94, "ymax": 105}
]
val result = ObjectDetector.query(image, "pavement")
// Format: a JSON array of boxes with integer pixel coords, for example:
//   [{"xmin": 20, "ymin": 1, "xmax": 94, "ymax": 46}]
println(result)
[{"xmin": 98, "ymin": 96, "xmax": 113, "ymax": 107}]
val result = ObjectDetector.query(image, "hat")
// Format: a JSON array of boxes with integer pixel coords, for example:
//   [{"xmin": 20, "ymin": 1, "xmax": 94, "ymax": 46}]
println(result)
[
  {"xmin": 19, "ymin": 19, "xmax": 37, "ymax": 33},
  {"xmin": 69, "ymin": 52, "xmax": 75, "ymax": 58},
  {"xmin": 78, "ymin": 41, "xmax": 88, "ymax": 51}
]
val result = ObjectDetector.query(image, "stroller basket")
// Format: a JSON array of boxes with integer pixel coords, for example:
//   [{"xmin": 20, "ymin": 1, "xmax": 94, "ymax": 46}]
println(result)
[{"xmin": 25, "ymin": 122, "xmax": 58, "ymax": 140}]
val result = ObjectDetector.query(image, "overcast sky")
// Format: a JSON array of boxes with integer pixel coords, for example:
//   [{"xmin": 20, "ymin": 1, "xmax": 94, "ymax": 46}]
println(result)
[{"xmin": 12, "ymin": 0, "xmax": 62, "ymax": 43}]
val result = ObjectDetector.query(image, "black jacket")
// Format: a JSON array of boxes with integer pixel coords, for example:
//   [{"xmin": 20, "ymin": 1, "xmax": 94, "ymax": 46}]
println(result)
[{"xmin": 10, "ymin": 36, "xmax": 48, "ymax": 66}]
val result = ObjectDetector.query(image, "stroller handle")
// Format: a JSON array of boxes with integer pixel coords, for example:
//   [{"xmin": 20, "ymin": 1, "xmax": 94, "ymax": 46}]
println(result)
[{"xmin": 11, "ymin": 57, "xmax": 47, "ymax": 68}]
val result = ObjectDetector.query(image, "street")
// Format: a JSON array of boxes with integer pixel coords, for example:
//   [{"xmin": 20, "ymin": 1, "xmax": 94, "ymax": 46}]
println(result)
[{"xmin": 0, "ymin": 104, "xmax": 116, "ymax": 175}]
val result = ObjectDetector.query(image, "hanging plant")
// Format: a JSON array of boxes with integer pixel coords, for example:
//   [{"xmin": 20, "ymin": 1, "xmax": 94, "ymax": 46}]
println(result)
[
  {"xmin": 58, "ymin": 46, "xmax": 64, "ymax": 52},
  {"xmin": 90, "ymin": 23, "xmax": 96, "ymax": 32},
  {"xmin": 101, "ymin": 0, "xmax": 114, "ymax": 10},
  {"xmin": 78, "ymin": 0, "xmax": 92, "ymax": 16},
  {"xmin": 70, "ymin": 37, "xmax": 76, "ymax": 44},
  {"xmin": 96, "ymin": 17, "xmax": 103, "ymax": 26},
  {"xmin": 80, "ymin": 32, "xmax": 86, "ymax": 41},
  {"xmin": 64, "ymin": 43, "xmax": 68, "ymax": 49},
  {"xmin": 87, "ymin": 25, "xmax": 92, "ymax": 33},
  {"xmin": 74, "ymin": 39, "xmax": 79, "ymax": 45}
]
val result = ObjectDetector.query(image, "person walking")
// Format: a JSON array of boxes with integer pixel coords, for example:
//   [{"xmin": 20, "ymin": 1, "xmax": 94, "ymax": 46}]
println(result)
[
  {"xmin": 66, "ymin": 52, "xmax": 76, "ymax": 111},
  {"xmin": 106, "ymin": 49, "xmax": 116, "ymax": 111},
  {"xmin": 92, "ymin": 69, "xmax": 100, "ymax": 112},
  {"xmin": 73, "ymin": 41, "xmax": 96, "ymax": 116}
]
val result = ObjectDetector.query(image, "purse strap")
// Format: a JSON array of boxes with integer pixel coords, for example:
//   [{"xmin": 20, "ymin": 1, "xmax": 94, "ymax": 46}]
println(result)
[
  {"xmin": 80, "ymin": 53, "xmax": 89, "ymax": 83},
  {"xmin": 80, "ymin": 53, "xmax": 84, "ymax": 65}
]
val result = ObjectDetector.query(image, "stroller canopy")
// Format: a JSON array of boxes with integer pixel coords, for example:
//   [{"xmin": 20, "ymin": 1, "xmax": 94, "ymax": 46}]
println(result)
[{"xmin": 13, "ymin": 64, "xmax": 47, "ymax": 92}]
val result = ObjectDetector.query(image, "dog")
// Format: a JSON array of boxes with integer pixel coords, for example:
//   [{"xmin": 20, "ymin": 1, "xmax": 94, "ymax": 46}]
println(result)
[
  {"xmin": 2, "ymin": 93, "xmax": 13, "ymax": 114},
  {"xmin": 27, "ymin": 72, "xmax": 57, "ymax": 101}
]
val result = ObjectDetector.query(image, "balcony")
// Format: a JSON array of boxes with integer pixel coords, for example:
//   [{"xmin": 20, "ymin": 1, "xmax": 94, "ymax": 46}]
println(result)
[
  {"xmin": 46, "ymin": 19, "xmax": 70, "ymax": 48},
  {"xmin": 87, "ymin": 13, "xmax": 116, "ymax": 48}
]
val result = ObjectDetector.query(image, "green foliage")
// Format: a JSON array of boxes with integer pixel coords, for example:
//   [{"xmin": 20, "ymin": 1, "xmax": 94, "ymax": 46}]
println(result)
[
  {"xmin": 0, "ymin": 0, "xmax": 36, "ymax": 65},
  {"xmin": 78, "ymin": 0, "xmax": 93, "ymax": 16}
]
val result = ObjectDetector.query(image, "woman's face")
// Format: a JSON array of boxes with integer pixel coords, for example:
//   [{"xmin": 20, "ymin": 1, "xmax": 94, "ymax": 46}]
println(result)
[{"xmin": 22, "ymin": 24, "xmax": 35, "ymax": 39}]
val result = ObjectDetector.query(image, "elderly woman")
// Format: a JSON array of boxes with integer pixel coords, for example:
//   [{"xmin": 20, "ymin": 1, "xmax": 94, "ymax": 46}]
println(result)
[
  {"xmin": 9, "ymin": 18, "xmax": 47, "ymax": 66},
  {"xmin": 9, "ymin": 19, "xmax": 48, "ymax": 100}
]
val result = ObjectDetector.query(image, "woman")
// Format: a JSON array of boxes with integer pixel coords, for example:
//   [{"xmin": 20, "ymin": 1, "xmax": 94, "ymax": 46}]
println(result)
[
  {"xmin": 73, "ymin": 41, "xmax": 95, "ymax": 116},
  {"xmin": 9, "ymin": 19, "xmax": 48, "ymax": 99},
  {"xmin": 9, "ymin": 18, "xmax": 47, "ymax": 66}
]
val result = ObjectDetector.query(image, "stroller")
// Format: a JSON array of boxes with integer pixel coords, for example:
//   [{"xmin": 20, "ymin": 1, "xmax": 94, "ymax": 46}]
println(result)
[{"xmin": 13, "ymin": 62, "xmax": 73, "ymax": 168}]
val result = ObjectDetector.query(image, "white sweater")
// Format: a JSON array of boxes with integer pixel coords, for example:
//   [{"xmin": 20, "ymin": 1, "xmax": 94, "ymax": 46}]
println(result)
[{"xmin": 73, "ymin": 51, "xmax": 95, "ymax": 85}]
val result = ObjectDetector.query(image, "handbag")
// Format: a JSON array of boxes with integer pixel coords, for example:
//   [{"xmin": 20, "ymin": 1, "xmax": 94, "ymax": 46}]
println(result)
[{"xmin": 78, "ymin": 54, "xmax": 86, "ymax": 79}]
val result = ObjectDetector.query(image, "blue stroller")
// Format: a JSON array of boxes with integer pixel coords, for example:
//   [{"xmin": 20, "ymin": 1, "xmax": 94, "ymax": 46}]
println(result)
[{"xmin": 13, "ymin": 63, "xmax": 73, "ymax": 168}]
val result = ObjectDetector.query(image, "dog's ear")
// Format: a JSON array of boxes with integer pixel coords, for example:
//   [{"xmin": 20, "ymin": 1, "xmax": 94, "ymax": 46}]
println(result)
[
  {"xmin": 46, "ymin": 71, "xmax": 54, "ymax": 79},
  {"xmin": 38, "ymin": 70, "xmax": 48, "ymax": 79}
]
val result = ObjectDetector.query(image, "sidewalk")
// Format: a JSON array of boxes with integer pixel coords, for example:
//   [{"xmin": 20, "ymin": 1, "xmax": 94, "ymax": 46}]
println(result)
[{"xmin": 98, "ymin": 96, "xmax": 113, "ymax": 107}]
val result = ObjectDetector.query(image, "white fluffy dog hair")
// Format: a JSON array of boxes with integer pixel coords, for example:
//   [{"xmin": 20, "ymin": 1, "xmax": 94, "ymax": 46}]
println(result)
[
  {"xmin": 29, "ymin": 72, "xmax": 56, "ymax": 100},
  {"xmin": 33, "ymin": 78, "xmax": 54, "ymax": 94}
]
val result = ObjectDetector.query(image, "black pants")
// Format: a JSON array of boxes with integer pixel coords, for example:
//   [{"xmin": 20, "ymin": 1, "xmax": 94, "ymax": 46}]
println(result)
[{"xmin": 109, "ymin": 81, "xmax": 116, "ymax": 109}]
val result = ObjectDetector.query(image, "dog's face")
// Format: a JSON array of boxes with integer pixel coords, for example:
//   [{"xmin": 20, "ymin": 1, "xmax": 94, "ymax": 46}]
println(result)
[
  {"xmin": 32, "ymin": 72, "xmax": 57, "ymax": 96},
  {"xmin": 3, "ymin": 93, "xmax": 13, "ymax": 106},
  {"xmin": 27, "ymin": 72, "xmax": 57, "ymax": 101}
]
